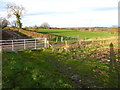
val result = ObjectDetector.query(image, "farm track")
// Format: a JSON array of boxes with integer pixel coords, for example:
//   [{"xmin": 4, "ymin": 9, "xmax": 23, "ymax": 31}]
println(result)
[{"xmin": 2, "ymin": 30, "xmax": 28, "ymax": 40}]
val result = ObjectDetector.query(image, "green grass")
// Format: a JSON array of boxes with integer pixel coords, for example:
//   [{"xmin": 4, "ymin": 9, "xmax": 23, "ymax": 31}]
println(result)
[
  {"xmin": 3, "ymin": 45, "xmax": 119, "ymax": 88},
  {"xmin": 2, "ymin": 49, "xmax": 76, "ymax": 88},
  {"xmin": 33, "ymin": 29, "xmax": 116, "ymax": 39}
]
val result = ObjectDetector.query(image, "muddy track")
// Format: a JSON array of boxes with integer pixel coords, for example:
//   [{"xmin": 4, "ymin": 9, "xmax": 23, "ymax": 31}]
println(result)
[{"xmin": 2, "ymin": 30, "xmax": 28, "ymax": 40}]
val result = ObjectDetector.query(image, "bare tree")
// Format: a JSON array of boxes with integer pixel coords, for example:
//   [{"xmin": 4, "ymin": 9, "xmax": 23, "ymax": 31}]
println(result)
[
  {"xmin": 6, "ymin": 3, "xmax": 26, "ymax": 28},
  {"xmin": 11, "ymin": 20, "xmax": 17, "ymax": 27},
  {"xmin": 40, "ymin": 22, "xmax": 50, "ymax": 29},
  {"xmin": 0, "ymin": 17, "xmax": 9, "ymax": 29}
]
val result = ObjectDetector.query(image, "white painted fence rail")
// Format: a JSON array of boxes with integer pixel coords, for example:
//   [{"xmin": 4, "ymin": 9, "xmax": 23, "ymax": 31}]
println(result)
[{"xmin": 0, "ymin": 38, "xmax": 48, "ymax": 52}]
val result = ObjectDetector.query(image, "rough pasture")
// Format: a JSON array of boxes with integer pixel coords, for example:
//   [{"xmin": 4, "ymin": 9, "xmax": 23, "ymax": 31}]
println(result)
[{"xmin": 2, "ymin": 44, "xmax": 119, "ymax": 88}]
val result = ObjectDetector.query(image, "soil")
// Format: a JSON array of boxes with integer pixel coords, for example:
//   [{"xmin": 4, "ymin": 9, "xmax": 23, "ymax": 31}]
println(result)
[{"xmin": 2, "ymin": 30, "xmax": 28, "ymax": 40}]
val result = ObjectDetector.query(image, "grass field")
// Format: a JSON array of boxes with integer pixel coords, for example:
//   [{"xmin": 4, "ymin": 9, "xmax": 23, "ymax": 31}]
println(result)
[
  {"xmin": 2, "ymin": 28, "xmax": 119, "ymax": 88},
  {"xmin": 31, "ymin": 29, "xmax": 117, "ymax": 39},
  {"xmin": 3, "ymin": 44, "xmax": 119, "ymax": 88}
]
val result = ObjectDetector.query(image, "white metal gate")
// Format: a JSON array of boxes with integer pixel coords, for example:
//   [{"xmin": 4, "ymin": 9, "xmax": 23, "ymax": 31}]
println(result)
[{"xmin": 0, "ymin": 38, "xmax": 48, "ymax": 52}]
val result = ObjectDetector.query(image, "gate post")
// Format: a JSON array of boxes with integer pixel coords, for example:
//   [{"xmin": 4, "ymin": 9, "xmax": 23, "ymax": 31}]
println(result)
[{"xmin": 44, "ymin": 38, "xmax": 47, "ymax": 48}]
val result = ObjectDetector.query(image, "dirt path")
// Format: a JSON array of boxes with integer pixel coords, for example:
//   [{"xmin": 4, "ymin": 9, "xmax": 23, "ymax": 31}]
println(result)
[{"xmin": 2, "ymin": 30, "xmax": 28, "ymax": 40}]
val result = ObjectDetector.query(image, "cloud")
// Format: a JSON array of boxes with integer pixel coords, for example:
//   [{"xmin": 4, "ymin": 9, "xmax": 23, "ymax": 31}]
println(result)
[
  {"xmin": 0, "ymin": 0, "xmax": 119, "ymax": 27},
  {"xmin": 25, "ymin": 11, "xmax": 77, "ymax": 16},
  {"xmin": 93, "ymin": 7, "xmax": 118, "ymax": 11},
  {"xmin": 0, "ymin": 1, "xmax": 8, "ymax": 11}
]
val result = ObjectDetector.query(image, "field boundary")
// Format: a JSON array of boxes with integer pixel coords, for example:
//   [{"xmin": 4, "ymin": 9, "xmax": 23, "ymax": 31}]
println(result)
[{"xmin": 4, "ymin": 27, "xmax": 57, "ymax": 40}]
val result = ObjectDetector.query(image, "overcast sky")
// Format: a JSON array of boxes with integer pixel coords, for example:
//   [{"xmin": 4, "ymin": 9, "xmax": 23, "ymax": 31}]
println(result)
[{"xmin": 0, "ymin": 0, "xmax": 119, "ymax": 27}]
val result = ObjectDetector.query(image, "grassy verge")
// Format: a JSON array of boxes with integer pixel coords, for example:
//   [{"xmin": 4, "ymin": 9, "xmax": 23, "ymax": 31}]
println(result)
[{"xmin": 2, "ymin": 44, "xmax": 119, "ymax": 88}]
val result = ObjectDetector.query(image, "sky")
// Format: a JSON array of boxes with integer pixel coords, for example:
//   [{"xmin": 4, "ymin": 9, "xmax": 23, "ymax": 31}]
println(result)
[{"xmin": 0, "ymin": 0, "xmax": 119, "ymax": 27}]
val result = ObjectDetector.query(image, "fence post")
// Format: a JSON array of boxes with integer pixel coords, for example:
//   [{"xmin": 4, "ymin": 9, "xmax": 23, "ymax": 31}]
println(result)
[
  {"xmin": 110, "ymin": 43, "xmax": 116, "ymax": 65},
  {"xmin": 65, "ymin": 40, "xmax": 68, "ymax": 52},
  {"xmin": 109, "ymin": 42, "xmax": 117, "ymax": 88},
  {"xmin": 44, "ymin": 38, "xmax": 47, "ymax": 48},
  {"xmin": 56, "ymin": 37, "xmax": 58, "ymax": 42},
  {"xmin": 61, "ymin": 37, "xmax": 63, "ymax": 42},
  {"xmin": 47, "ymin": 40, "xmax": 49, "ymax": 47},
  {"xmin": 35, "ymin": 39, "xmax": 36, "ymax": 49},
  {"xmin": 12, "ymin": 40, "xmax": 14, "ymax": 51},
  {"xmin": 24, "ymin": 39, "xmax": 26, "ymax": 49}
]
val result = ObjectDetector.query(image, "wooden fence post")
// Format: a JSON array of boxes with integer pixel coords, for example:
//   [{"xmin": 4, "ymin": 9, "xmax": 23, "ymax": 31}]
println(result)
[
  {"xmin": 110, "ymin": 42, "xmax": 115, "ymax": 65},
  {"xmin": 65, "ymin": 40, "xmax": 68, "ymax": 51},
  {"xmin": 47, "ymin": 40, "xmax": 49, "ymax": 47},
  {"xmin": 65, "ymin": 41, "xmax": 67, "ymax": 46},
  {"xmin": 61, "ymin": 37, "xmax": 63, "ymax": 42},
  {"xmin": 56, "ymin": 37, "xmax": 58, "ymax": 42},
  {"xmin": 109, "ymin": 42, "xmax": 119, "ymax": 88}
]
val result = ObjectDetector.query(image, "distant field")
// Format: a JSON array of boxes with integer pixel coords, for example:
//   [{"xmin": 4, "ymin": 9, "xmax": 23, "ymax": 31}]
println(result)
[{"xmin": 29, "ymin": 29, "xmax": 117, "ymax": 39}]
